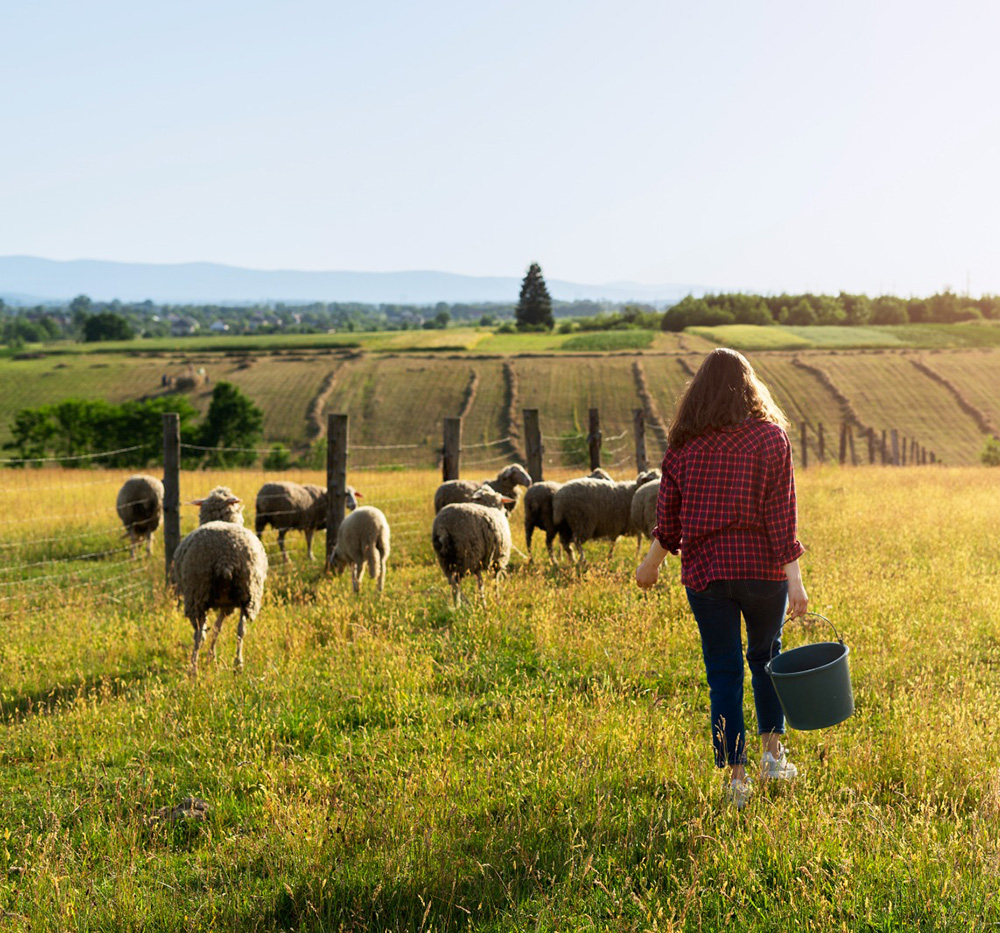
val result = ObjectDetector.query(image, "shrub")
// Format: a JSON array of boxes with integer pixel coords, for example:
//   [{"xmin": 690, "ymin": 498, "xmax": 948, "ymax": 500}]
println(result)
[{"xmin": 982, "ymin": 437, "xmax": 1000, "ymax": 466}]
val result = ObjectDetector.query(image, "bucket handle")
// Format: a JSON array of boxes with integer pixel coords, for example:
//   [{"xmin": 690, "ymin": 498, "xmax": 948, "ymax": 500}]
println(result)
[{"xmin": 770, "ymin": 612, "xmax": 844, "ymax": 658}]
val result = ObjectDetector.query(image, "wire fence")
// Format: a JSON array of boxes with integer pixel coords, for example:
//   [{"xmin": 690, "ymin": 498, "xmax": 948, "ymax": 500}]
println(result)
[{"xmin": 0, "ymin": 406, "xmax": 940, "ymax": 614}]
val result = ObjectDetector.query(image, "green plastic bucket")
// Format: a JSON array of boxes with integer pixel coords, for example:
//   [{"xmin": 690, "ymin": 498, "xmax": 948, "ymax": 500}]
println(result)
[{"xmin": 765, "ymin": 613, "xmax": 854, "ymax": 731}]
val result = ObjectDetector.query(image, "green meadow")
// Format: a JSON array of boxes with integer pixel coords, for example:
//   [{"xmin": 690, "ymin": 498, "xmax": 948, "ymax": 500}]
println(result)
[{"xmin": 0, "ymin": 465, "xmax": 997, "ymax": 931}]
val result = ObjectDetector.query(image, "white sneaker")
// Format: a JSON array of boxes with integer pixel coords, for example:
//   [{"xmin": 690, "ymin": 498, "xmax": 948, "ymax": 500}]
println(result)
[
  {"xmin": 726, "ymin": 777, "xmax": 753, "ymax": 809},
  {"xmin": 761, "ymin": 749, "xmax": 798, "ymax": 781}
]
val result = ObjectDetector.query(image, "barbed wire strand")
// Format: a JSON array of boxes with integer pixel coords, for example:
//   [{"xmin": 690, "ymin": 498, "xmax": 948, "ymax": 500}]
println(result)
[{"xmin": 0, "ymin": 445, "xmax": 146, "ymax": 466}]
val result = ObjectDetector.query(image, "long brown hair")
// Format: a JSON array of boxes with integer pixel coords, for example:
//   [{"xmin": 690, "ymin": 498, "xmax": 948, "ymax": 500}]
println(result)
[{"xmin": 668, "ymin": 348, "xmax": 788, "ymax": 448}]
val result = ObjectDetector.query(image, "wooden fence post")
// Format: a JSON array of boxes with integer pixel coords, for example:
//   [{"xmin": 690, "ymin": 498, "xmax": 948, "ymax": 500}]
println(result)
[
  {"xmin": 588, "ymin": 408, "xmax": 602, "ymax": 471},
  {"xmin": 442, "ymin": 417, "xmax": 462, "ymax": 482},
  {"xmin": 633, "ymin": 409, "xmax": 647, "ymax": 474},
  {"xmin": 523, "ymin": 408, "xmax": 543, "ymax": 482},
  {"xmin": 801, "ymin": 422, "xmax": 808, "ymax": 468},
  {"xmin": 162, "ymin": 413, "xmax": 181, "ymax": 580},
  {"xmin": 868, "ymin": 427, "xmax": 875, "ymax": 465},
  {"xmin": 881, "ymin": 429, "xmax": 888, "ymax": 465},
  {"xmin": 839, "ymin": 423, "xmax": 848, "ymax": 465},
  {"xmin": 326, "ymin": 414, "xmax": 348, "ymax": 570},
  {"xmin": 818, "ymin": 423, "xmax": 825, "ymax": 462},
  {"xmin": 901, "ymin": 436, "xmax": 908, "ymax": 466},
  {"xmin": 891, "ymin": 429, "xmax": 900, "ymax": 466},
  {"xmin": 847, "ymin": 424, "xmax": 857, "ymax": 466}
]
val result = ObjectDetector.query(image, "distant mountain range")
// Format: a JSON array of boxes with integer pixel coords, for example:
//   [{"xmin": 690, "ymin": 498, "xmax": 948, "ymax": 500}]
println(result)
[{"xmin": 0, "ymin": 256, "xmax": 702, "ymax": 306}]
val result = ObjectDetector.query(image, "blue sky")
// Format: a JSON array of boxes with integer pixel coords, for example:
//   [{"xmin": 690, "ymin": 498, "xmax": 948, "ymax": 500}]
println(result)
[{"xmin": 3, "ymin": 1, "xmax": 999, "ymax": 296}]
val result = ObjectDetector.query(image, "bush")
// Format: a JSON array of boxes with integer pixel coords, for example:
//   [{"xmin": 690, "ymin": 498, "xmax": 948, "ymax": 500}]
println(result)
[
  {"xmin": 263, "ymin": 444, "xmax": 292, "ymax": 470},
  {"xmin": 982, "ymin": 437, "xmax": 1000, "ymax": 466}
]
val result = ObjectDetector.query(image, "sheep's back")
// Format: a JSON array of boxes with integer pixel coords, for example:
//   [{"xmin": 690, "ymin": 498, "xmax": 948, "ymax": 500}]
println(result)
[
  {"xmin": 433, "ymin": 479, "xmax": 481, "ymax": 513},
  {"xmin": 553, "ymin": 478, "xmax": 636, "ymax": 542},
  {"xmin": 523, "ymin": 481, "xmax": 560, "ymax": 534},
  {"xmin": 256, "ymin": 481, "xmax": 325, "ymax": 531},
  {"xmin": 432, "ymin": 503, "xmax": 511, "ymax": 576},
  {"xmin": 336, "ymin": 506, "xmax": 390, "ymax": 562},
  {"xmin": 116, "ymin": 475, "xmax": 164, "ymax": 533},
  {"xmin": 172, "ymin": 522, "xmax": 268, "ymax": 620},
  {"xmin": 629, "ymin": 479, "xmax": 660, "ymax": 537}
]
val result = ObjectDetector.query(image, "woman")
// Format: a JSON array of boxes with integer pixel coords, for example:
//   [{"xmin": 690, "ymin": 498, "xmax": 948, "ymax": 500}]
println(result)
[{"xmin": 635, "ymin": 348, "xmax": 808, "ymax": 807}]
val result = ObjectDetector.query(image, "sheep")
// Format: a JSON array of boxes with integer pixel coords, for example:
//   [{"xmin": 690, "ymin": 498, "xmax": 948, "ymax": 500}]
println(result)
[
  {"xmin": 552, "ymin": 470, "xmax": 660, "ymax": 564},
  {"xmin": 329, "ymin": 506, "xmax": 391, "ymax": 594},
  {"xmin": 254, "ymin": 481, "xmax": 360, "ymax": 563},
  {"xmin": 431, "ymin": 486, "xmax": 513, "ymax": 606},
  {"xmin": 116, "ymin": 474, "xmax": 164, "ymax": 558},
  {"xmin": 171, "ymin": 487, "xmax": 268, "ymax": 677},
  {"xmin": 627, "ymin": 469, "xmax": 662, "ymax": 557},
  {"xmin": 433, "ymin": 463, "xmax": 532, "ymax": 514},
  {"xmin": 523, "ymin": 468, "xmax": 614, "ymax": 564}
]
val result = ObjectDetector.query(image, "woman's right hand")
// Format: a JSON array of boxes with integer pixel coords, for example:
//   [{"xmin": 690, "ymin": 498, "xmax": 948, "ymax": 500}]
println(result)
[{"xmin": 783, "ymin": 559, "xmax": 808, "ymax": 619}]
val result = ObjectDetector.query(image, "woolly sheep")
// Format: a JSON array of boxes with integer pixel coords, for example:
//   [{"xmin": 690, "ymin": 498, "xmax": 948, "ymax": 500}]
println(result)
[
  {"xmin": 171, "ymin": 487, "xmax": 268, "ymax": 677},
  {"xmin": 431, "ymin": 486, "xmax": 513, "ymax": 606},
  {"xmin": 627, "ymin": 469, "xmax": 662, "ymax": 557},
  {"xmin": 523, "ymin": 468, "xmax": 614, "ymax": 564},
  {"xmin": 329, "ymin": 506, "xmax": 391, "ymax": 594},
  {"xmin": 552, "ymin": 470, "xmax": 659, "ymax": 563},
  {"xmin": 116, "ymin": 474, "xmax": 164, "ymax": 558},
  {"xmin": 433, "ymin": 463, "xmax": 533, "ymax": 514},
  {"xmin": 254, "ymin": 481, "xmax": 359, "ymax": 563}
]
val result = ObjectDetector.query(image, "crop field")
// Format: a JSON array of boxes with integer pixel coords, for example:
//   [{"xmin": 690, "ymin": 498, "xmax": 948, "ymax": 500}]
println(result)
[
  {"xmin": 2, "ymin": 335, "xmax": 999, "ymax": 467},
  {"xmin": 0, "ymin": 465, "xmax": 998, "ymax": 931},
  {"xmin": 809, "ymin": 352, "xmax": 986, "ymax": 465}
]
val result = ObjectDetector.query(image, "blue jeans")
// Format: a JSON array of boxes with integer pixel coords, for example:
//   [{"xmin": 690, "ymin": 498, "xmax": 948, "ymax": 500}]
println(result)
[{"xmin": 686, "ymin": 579, "xmax": 788, "ymax": 768}]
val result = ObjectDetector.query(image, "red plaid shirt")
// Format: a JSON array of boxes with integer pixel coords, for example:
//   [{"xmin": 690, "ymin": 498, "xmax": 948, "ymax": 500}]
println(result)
[{"xmin": 654, "ymin": 418, "xmax": 804, "ymax": 591}]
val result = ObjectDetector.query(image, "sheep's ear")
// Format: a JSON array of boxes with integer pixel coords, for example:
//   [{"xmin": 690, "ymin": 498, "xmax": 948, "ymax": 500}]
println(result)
[
  {"xmin": 226, "ymin": 496, "xmax": 242, "ymax": 505},
  {"xmin": 353, "ymin": 491, "xmax": 363, "ymax": 499},
  {"xmin": 190, "ymin": 498, "xmax": 205, "ymax": 506},
  {"xmin": 501, "ymin": 496, "xmax": 515, "ymax": 505}
]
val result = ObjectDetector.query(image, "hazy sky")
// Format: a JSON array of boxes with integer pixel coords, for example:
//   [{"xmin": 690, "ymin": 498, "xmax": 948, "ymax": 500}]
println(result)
[{"xmin": 3, "ymin": 1, "xmax": 999, "ymax": 295}]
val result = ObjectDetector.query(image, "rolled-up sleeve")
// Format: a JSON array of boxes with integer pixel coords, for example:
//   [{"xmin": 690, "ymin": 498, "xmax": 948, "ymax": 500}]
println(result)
[
  {"xmin": 763, "ymin": 431, "xmax": 804, "ymax": 565},
  {"xmin": 653, "ymin": 455, "xmax": 682, "ymax": 553}
]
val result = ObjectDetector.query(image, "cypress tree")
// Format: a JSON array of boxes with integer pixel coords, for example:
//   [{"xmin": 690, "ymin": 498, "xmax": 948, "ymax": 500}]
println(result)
[{"xmin": 516, "ymin": 262, "xmax": 554, "ymax": 330}]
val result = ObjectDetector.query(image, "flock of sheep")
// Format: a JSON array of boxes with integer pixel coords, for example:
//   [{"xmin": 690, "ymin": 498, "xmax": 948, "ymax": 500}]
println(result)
[{"xmin": 114, "ymin": 461, "xmax": 662, "ymax": 676}]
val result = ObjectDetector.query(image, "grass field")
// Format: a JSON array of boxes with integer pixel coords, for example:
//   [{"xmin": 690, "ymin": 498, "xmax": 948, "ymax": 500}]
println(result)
[{"xmin": 0, "ymin": 465, "xmax": 997, "ymax": 931}]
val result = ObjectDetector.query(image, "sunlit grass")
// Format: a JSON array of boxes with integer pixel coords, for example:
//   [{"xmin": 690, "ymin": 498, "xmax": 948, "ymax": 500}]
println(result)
[{"xmin": 0, "ymin": 466, "xmax": 998, "ymax": 929}]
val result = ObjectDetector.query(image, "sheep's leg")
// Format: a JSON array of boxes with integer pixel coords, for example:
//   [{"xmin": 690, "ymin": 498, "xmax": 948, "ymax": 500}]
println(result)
[
  {"xmin": 450, "ymin": 574, "xmax": 462, "ymax": 607},
  {"xmin": 207, "ymin": 608, "xmax": 230, "ymax": 661},
  {"xmin": 146, "ymin": 532, "xmax": 155, "ymax": 558},
  {"xmin": 304, "ymin": 529, "xmax": 314, "ymax": 561},
  {"xmin": 545, "ymin": 530, "xmax": 558, "ymax": 566},
  {"xmin": 190, "ymin": 616, "xmax": 208, "ymax": 678},
  {"xmin": 366, "ymin": 546, "xmax": 378, "ymax": 586},
  {"xmin": 278, "ymin": 530, "xmax": 290, "ymax": 564},
  {"xmin": 351, "ymin": 563, "xmax": 361, "ymax": 595},
  {"xmin": 475, "ymin": 572, "xmax": 486, "ymax": 604},
  {"xmin": 127, "ymin": 531, "xmax": 138, "ymax": 560},
  {"xmin": 377, "ymin": 552, "xmax": 386, "ymax": 593},
  {"xmin": 234, "ymin": 612, "xmax": 247, "ymax": 671},
  {"xmin": 606, "ymin": 539, "xmax": 616, "ymax": 561},
  {"xmin": 525, "ymin": 525, "xmax": 534, "ymax": 562}
]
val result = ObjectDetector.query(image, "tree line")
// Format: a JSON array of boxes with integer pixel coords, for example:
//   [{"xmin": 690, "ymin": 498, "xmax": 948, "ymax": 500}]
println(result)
[{"xmin": 3, "ymin": 382, "xmax": 265, "ymax": 469}]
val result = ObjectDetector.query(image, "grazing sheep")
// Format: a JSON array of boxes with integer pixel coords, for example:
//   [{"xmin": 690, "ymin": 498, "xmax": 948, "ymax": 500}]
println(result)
[
  {"xmin": 627, "ymin": 470, "xmax": 662, "ymax": 557},
  {"xmin": 254, "ymin": 481, "xmax": 360, "ymax": 562},
  {"xmin": 116, "ymin": 474, "xmax": 164, "ymax": 558},
  {"xmin": 552, "ymin": 470, "xmax": 659, "ymax": 563},
  {"xmin": 433, "ymin": 463, "xmax": 533, "ymax": 514},
  {"xmin": 523, "ymin": 468, "xmax": 614, "ymax": 564},
  {"xmin": 329, "ymin": 506, "xmax": 391, "ymax": 594},
  {"xmin": 171, "ymin": 487, "xmax": 268, "ymax": 677},
  {"xmin": 431, "ymin": 487, "xmax": 513, "ymax": 606}
]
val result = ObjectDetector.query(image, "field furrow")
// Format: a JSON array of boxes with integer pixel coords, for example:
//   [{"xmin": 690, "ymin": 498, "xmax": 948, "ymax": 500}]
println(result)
[{"xmin": 814, "ymin": 351, "xmax": 986, "ymax": 464}]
